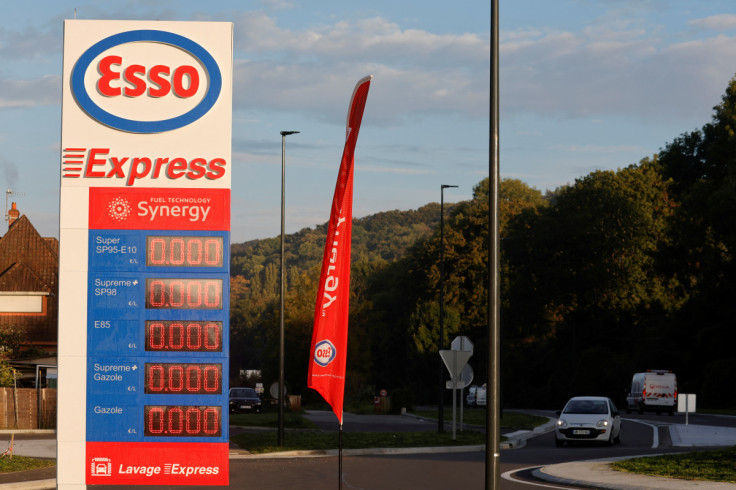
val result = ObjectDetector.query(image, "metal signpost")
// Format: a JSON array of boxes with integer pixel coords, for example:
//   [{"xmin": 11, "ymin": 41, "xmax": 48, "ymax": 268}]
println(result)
[
  {"xmin": 459, "ymin": 363, "xmax": 474, "ymax": 431},
  {"xmin": 678, "ymin": 394, "xmax": 697, "ymax": 426},
  {"xmin": 58, "ymin": 20, "xmax": 233, "ymax": 488},
  {"xmin": 440, "ymin": 336, "xmax": 474, "ymax": 440}
]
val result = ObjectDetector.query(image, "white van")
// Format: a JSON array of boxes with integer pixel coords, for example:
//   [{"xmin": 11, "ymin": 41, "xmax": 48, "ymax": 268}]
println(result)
[
  {"xmin": 466, "ymin": 384, "xmax": 487, "ymax": 407},
  {"xmin": 626, "ymin": 370, "xmax": 677, "ymax": 415}
]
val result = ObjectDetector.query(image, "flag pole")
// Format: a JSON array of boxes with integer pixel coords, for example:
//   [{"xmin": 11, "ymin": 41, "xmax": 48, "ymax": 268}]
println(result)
[
  {"xmin": 338, "ymin": 424, "xmax": 343, "ymax": 490},
  {"xmin": 307, "ymin": 75, "xmax": 372, "ymax": 490}
]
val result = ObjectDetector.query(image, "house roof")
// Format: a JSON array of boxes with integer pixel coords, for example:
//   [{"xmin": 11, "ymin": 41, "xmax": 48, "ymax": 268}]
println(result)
[
  {"xmin": 0, "ymin": 215, "xmax": 58, "ymax": 293},
  {"xmin": 0, "ymin": 262, "xmax": 51, "ymax": 292}
]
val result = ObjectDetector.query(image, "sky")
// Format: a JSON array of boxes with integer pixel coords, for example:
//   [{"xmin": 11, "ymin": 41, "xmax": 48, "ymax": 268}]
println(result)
[{"xmin": 2, "ymin": 0, "xmax": 736, "ymax": 243}]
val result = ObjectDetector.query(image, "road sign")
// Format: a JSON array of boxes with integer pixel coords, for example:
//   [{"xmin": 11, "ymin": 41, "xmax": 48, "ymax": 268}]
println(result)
[
  {"xmin": 439, "ymin": 350, "xmax": 472, "ymax": 379},
  {"xmin": 460, "ymin": 364, "xmax": 474, "ymax": 388},
  {"xmin": 58, "ymin": 20, "xmax": 233, "ymax": 488},
  {"xmin": 451, "ymin": 335, "xmax": 473, "ymax": 352},
  {"xmin": 446, "ymin": 364, "xmax": 473, "ymax": 389},
  {"xmin": 440, "ymin": 348, "xmax": 473, "ymax": 441}
]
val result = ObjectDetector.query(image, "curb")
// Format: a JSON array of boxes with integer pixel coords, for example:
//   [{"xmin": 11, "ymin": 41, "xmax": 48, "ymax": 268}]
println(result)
[
  {"xmin": 230, "ymin": 444, "xmax": 486, "ymax": 459},
  {"xmin": 0, "ymin": 481, "xmax": 55, "ymax": 490},
  {"xmin": 0, "ymin": 431, "xmax": 55, "ymax": 436},
  {"xmin": 501, "ymin": 417, "xmax": 557, "ymax": 449}
]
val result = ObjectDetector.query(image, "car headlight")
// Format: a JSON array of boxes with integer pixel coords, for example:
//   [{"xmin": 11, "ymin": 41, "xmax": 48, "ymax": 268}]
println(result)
[
  {"xmin": 596, "ymin": 419, "xmax": 609, "ymax": 428},
  {"xmin": 557, "ymin": 419, "xmax": 567, "ymax": 428}
]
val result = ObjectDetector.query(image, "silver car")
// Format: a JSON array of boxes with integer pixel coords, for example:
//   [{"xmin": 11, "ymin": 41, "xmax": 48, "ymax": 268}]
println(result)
[{"xmin": 555, "ymin": 396, "xmax": 621, "ymax": 447}]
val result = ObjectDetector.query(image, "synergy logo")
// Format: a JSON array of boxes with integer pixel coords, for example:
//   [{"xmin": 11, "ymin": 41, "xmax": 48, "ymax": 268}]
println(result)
[
  {"xmin": 104, "ymin": 195, "xmax": 212, "ymax": 223},
  {"xmin": 314, "ymin": 340, "xmax": 336, "ymax": 367},
  {"xmin": 71, "ymin": 30, "xmax": 222, "ymax": 133},
  {"xmin": 108, "ymin": 197, "xmax": 132, "ymax": 221},
  {"xmin": 89, "ymin": 187, "xmax": 229, "ymax": 231}
]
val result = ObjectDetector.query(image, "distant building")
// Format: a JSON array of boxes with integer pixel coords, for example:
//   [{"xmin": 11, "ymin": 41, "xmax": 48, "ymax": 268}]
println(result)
[{"xmin": 0, "ymin": 203, "xmax": 58, "ymax": 359}]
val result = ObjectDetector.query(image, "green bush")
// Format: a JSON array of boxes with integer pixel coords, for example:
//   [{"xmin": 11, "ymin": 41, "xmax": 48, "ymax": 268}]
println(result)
[{"xmin": 389, "ymin": 388, "xmax": 414, "ymax": 414}]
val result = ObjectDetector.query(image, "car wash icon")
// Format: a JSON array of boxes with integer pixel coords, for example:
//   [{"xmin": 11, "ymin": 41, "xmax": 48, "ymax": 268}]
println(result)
[
  {"xmin": 90, "ymin": 457, "xmax": 112, "ymax": 477},
  {"xmin": 108, "ymin": 197, "xmax": 132, "ymax": 221}
]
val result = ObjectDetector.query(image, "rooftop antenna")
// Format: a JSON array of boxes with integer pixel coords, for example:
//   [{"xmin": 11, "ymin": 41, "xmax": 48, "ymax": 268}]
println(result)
[{"xmin": 5, "ymin": 189, "xmax": 24, "ymax": 226}]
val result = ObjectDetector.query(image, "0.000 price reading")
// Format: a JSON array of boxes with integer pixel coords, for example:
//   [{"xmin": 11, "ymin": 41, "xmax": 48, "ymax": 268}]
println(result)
[
  {"xmin": 145, "ymin": 278, "xmax": 222, "ymax": 310},
  {"xmin": 146, "ymin": 236, "xmax": 224, "ymax": 268},
  {"xmin": 145, "ymin": 363, "xmax": 222, "ymax": 395},
  {"xmin": 144, "ymin": 405, "xmax": 221, "ymax": 437},
  {"xmin": 146, "ymin": 321, "xmax": 222, "ymax": 352}
]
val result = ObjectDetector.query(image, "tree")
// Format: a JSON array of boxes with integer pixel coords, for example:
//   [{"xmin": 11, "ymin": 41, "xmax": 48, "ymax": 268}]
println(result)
[{"xmin": 657, "ymin": 74, "xmax": 736, "ymax": 405}]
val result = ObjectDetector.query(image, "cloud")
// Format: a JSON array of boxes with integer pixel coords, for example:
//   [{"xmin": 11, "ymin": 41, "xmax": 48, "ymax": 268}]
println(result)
[
  {"xmin": 500, "ymin": 25, "xmax": 736, "ymax": 123},
  {"xmin": 234, "ymin": 13, "xmax": 487, "ymax": 66},
  {"xmin": 231, "ymin": 13, "xmax": 490, "ymax": 125},
  {"xmin": 0, "ymin": 155, "xmax": 19, "ymax": 188},
  {"xmin": 0, "ymin": 75, "xmax": 60, "ymax": 109},
  {"xmin": 552, "ymin": 143, "xmax": 646, "ymax": 154},
  {"xmin": 0, "ymin": 25, "xmax": 62, "ymax": 60},
  {"xmin": 689, "ymin": 14, "xmax": 736, "ymax": 31}
]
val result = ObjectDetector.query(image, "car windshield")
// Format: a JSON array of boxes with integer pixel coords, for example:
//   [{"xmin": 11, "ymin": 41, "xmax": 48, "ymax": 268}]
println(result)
[
  {"xmin": 231, "ymin": 388, "xmax": 256, "ymax": 397},
  {"xmin": 564, "ymin": 399, "xmax": 608, "ymax": 414}
]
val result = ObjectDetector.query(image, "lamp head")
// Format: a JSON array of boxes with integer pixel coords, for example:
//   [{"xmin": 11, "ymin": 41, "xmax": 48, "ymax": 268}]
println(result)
[{"xmin": 280, "ymin": 131, "xmax": 300, "ymax": 136}]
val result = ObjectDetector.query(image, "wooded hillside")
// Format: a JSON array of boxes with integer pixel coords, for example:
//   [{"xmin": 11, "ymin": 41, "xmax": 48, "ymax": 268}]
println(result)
[{"xmin": 230, "ymin": 75, "xmax": 736, "ymax": 410}]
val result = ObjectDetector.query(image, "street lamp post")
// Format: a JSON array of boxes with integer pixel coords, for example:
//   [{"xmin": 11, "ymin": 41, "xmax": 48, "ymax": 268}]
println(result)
[
  {"xmin": 487, "ymin": 1, "xmax": 501, "ymax": 487},
  {"xmin": 438, "ymin": 184, "xmax": 458, "ymax": 433},
  {"xmin": 279, "ymin": 130, "xmax": 299, "ymax": 446}
]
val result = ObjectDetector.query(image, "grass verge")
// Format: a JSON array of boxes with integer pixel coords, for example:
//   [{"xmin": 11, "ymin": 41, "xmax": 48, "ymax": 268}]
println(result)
[
  {"xmin": 0, "ymin": 456, "xmax": 55, "ymax": 473},
  {"xmin": 230, "ymin": 409, "xmax": 550, "ymax": 453},
  {"xmin": 230, "ymin": 411, "xmax": 318, "ymax": 429},
  {"xmin": 611, "ymin": 446, "xmax": 736, "ymax": 483},
  {"xmin": 411, "ymin": 408, "xmax": 549, "ymax": 429},
  {"xmin": 231, "ymin": 429, "xmax": 486, "ymax": 454}
]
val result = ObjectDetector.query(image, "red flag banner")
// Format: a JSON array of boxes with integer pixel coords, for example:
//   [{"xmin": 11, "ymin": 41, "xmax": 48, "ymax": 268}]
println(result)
[{"xmin": 308, "ymin": 75, "xmax": 372, "ymax": 425}]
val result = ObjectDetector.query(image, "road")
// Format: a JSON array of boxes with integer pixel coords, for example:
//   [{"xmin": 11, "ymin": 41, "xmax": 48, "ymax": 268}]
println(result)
[
  {"xmin": 502, "ymin": 410, "xmax": 736, "ymax": 489},
  {"xmin": 83, "ymin": 410, "xmax": 736, "ymax": 490}
]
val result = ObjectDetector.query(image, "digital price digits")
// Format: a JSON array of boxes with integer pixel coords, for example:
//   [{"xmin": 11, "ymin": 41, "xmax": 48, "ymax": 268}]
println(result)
[
  {"xmin": 144, "ymin": 405, "xmax": 221, "ymax": 437},
  {"xmin": 145, "ymin": 321, "xmax": 222, "ymax": 352},
  {"xmin": 146, "ymin": 236, "xmax": 224, "ymax": 268},
  {"xmin": 145, "ymin": 278, "xmax": 223, "ymax": 310},
  {"xmin": 145, "ymin": 363, "xmax": 222, "ymax": 395}
]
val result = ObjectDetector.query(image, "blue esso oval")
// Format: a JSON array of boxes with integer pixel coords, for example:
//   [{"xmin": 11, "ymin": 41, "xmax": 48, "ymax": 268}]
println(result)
[
  {"xmin": 314, "ymin": 339, "xmax": 337, "ymax": 367},
  {"xmin": 71, "ymin": 30, "xmax": 222, "ymax": 134}
]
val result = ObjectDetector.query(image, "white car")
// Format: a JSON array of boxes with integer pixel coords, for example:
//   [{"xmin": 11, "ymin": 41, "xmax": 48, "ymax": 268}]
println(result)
[{"xmin": 555, "ymin": 396, "xmax": 621, "ymax": 447}]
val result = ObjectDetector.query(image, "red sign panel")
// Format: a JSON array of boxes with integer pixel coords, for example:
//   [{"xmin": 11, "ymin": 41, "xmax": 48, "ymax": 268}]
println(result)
[
  {"xmin": 89, "ymin": 187, "xmax": 230, "ymax": 231},
  {"xmin": 86, "ymin": 441, "xmax": 228, "ymax": 485}
]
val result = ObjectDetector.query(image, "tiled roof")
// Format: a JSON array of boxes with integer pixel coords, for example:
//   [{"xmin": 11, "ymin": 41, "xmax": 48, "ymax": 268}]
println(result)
[
  {"xmin": 0, "ymin": 214, "xmax": 58, "ymax": 346},
  {"xmin": 0, "ymin": 215, "xmax": 58, "ymax": 292},
  {"xmin": 0, "ymin": 262, "xmax": 50, "ymax": 292}
]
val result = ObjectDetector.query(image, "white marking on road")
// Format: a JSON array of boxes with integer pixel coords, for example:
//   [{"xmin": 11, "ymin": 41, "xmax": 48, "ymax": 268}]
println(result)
[
  {"xmin": 622, "ymin": 417, "xmax": 659, "ymax": 448},
  {"xmin": 501, "ymin": 466, "xmax": 576, "ymax": 489}
]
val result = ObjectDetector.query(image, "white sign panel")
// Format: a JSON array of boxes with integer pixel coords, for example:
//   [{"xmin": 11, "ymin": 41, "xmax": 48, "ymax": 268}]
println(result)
[{"xmin": 58, "ymin": 20, "xmax": 233, "ymax": 488}]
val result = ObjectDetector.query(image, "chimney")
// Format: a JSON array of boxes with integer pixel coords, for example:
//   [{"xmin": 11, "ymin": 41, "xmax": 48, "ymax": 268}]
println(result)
[{"xmin": 7, "ymin": 202, "xmax": 19, "ymax": 227}]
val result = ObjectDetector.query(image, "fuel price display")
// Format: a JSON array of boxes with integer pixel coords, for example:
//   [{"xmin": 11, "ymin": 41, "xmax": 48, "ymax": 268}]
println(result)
[{"xmin": 83, "ymin": 188, "xmax": 231, "ymax": 485}]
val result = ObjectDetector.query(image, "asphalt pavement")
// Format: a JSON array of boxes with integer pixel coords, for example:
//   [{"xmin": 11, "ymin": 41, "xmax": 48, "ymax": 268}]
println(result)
[{"xmin": 2, "ymin": 413, "xmax": 736, "ymax": 489}]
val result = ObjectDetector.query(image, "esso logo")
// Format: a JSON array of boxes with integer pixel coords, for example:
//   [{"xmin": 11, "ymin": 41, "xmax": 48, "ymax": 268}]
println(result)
[
  {"xmin": 97, "ymin": 55, "xmax": 201, "ymax": 99},
  {"xmin": 71, "ymin": 30, "xmax": 222, "ymax": 134},
  {"xmin": 314, "ymin": 340, "xmax": 336, "ymax": 367}
]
